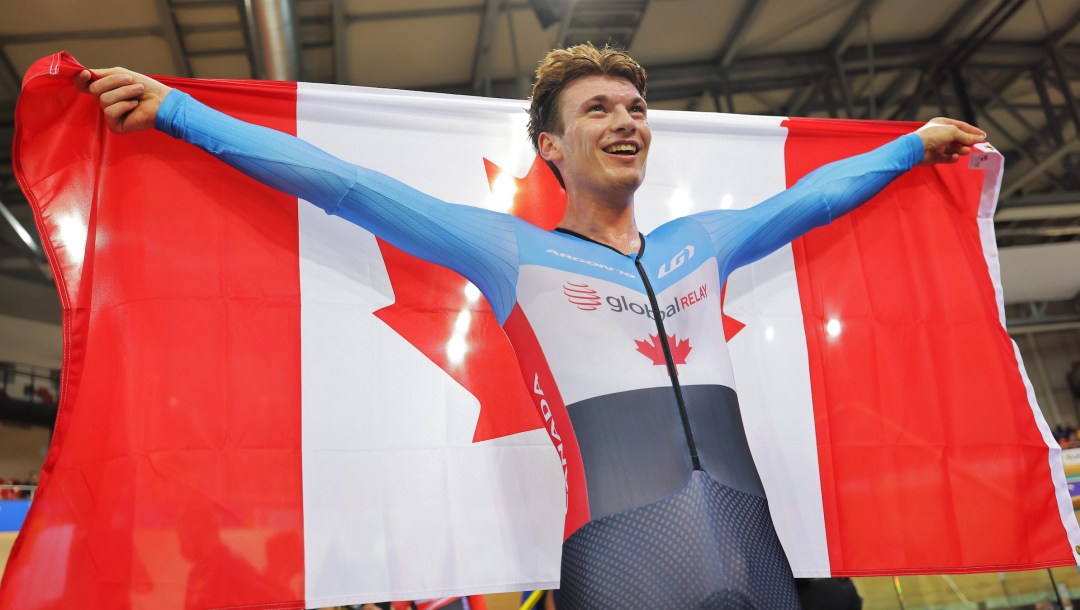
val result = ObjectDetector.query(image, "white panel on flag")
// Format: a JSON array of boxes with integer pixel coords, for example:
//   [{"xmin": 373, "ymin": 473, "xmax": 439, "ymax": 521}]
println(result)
[{"xmin": 297, "ymin": 82, "xmax": 563, "ymax": 605}]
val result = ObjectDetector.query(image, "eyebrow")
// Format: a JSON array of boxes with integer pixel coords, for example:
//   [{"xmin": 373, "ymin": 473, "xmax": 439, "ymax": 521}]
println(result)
[{"xmin": 579, "ymin": 95, "xmax": 647, "ymax": 109}]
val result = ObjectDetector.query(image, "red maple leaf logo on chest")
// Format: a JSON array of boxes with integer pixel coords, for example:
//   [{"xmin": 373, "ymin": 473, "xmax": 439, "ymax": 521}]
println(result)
[{"xmin": 635, "ymin": 334, "xmax": 692, "ymax": 371}]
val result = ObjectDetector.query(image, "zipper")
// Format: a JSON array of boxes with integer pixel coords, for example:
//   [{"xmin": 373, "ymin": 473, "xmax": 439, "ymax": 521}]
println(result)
[{"xmin": 634, "ymin": 251, "xmax": 702, "ymax": 472}]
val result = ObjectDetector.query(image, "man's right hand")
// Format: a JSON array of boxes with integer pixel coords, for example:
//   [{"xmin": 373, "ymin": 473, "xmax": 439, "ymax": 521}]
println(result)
[{"xmin": 74, "ymin": 67, "xmax": 172, "ymax": 134}]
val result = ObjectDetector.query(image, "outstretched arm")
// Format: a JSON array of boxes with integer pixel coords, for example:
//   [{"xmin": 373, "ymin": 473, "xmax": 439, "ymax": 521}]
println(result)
[
  {"xmin": 76, "ymin": 68, "xmax": 522, "ymax": 322},
  {"xmin": 693, "ymin": 118, "xmax": 986, "ymax": 272}
]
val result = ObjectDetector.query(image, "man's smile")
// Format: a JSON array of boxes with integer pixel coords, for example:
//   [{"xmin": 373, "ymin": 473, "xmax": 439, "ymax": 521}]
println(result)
[{"xmin": 603, "ymin": 143, "xmax": 640, "ymax": 155}]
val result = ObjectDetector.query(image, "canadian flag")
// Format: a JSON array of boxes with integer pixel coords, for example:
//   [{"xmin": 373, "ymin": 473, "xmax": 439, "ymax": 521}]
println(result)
[{"xmin": 3, "ymin": 52, "xmax": 1077, "ymax": 610}]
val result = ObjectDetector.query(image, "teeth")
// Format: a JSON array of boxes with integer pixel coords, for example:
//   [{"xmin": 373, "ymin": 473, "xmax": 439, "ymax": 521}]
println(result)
[{"xmin": 604, "ymin": 144, "xmax": 637, "ymax": 154}]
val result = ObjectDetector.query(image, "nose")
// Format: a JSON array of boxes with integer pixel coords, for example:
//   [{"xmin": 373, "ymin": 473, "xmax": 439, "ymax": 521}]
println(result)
[{"xmin": 611, "ymin": 105, "xmax": 636, "ymax": 133}]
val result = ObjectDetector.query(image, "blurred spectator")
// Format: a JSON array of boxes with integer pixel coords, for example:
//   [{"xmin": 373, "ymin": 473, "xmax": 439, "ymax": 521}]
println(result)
[
  {"xmin": 21, "ymin": 471, "xmax": 40, "ymax": 499},
  {"xmin": 35, "ymin": 386, "xmax": 54, "ymax": 404},
  {"xmin": 1054, "ymin": 425, "xmax": 1080, "ymax": 448}
]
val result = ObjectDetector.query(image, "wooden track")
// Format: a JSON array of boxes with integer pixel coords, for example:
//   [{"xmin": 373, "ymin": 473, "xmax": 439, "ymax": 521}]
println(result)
[{"xmin": 855, "ymin": 569, "xmax": 1080, "ymax": 609}]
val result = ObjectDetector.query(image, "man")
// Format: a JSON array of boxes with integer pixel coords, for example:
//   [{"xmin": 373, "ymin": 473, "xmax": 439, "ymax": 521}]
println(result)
[{"xmin": 79, "ymin": 44, "xmax": 984, "ymax": 609}]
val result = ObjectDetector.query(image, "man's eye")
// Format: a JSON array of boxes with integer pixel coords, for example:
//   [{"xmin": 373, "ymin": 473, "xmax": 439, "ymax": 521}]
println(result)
[
  {"xmin": 589, "ymin": 104, "xmax": 604, "ymax": 112},
  {"xmin": 631, "ymin": 106, "xmax": 645, "ymax": 114}
]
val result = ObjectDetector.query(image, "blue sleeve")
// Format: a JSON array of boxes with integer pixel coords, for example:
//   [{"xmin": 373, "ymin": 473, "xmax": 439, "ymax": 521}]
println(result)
[
  {"xmin": 155, "ymin": 89, "xmax": 521, "ymax": 322},
  {"xmin": 689, "ymin": 133, "xmax": 924, "ymax": 272}
]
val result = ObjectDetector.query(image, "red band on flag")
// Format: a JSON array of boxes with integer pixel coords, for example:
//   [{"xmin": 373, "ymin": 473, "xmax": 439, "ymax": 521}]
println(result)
[
  {"xmin": 784, "ymin": 117, "xmax": 1075, "ymax": 575},
  {"xmin": 5, "ymin": 53, "xmax": 306, "ymax": 608}
]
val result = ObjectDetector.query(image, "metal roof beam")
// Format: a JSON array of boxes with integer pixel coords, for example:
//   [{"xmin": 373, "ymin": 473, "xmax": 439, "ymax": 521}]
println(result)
[
  {"xmin": 1048, "ymin": 46, "xmax": 1080, "ymax": 141},
  {"xmin": 712, "ymin": 0, "xmax": 766, "ymax": 113},
  {"xmin": 950, "ymin": 0, "xmax": 1029, "ymax": 66},
  {"xmin": 892, "ymin": 0, "xmax": 1029, "ymax": 121},
  {"xmin": 554, "ymin": 0, "xmax": 580, "ymax": 47},
  {"xmin": 997, "ymin": 203, "xmax": 1080, "ymax": 222},
  {"xmin": 623, "ymin": 0, "xmax": 651, "ymax": 49},
  {"xmin": 0, "ymin": 26, "xmax": 160, "ymax": 43},
  {"xmin": 1007, "ymin": 99, "xmax": 1080, "ymax": 191},
  {"xmin": 967, "ymin": 70, "xmax": 1042, "ymax": 135},
  {"xmin": 1048, "ymin": 5, "xmax": 1080, "ymax": 47},
  {"xmin": 0, "ymin": 196, "xmax": 50, "ymax": 282},
  {"xmin": 1032, "ymin": 65, "xmax": 1070, "ymax": 148},
  {"xmin": 333, "ymin": 0, "xmax": 348, "ymax": 84},
  {"xmin": 0, "ymin": 50, "xmax": 20, "ymax": 100},
  {"xmin": 931, "ymin": 0, "xmax": 987, "ymax": 44},
  {"xmin": 966, "ymin": 75, "xmax": 1070, "ymax": 191},
  {"xmin": 169, "ymin": 0, "xmax": 236, "ymax": 6},
  {"xmin": 787, "ymin": 0, "xmax": 883, "ymax": 119},
  {"xmin": 1003, "ymin": 191, "xmax": 1080, "ymax": 206},
  {"xmin": 860, "ymin": 69, "xmax": 914, "ymax": 119},
  {"xmin": 1034, "ymin": 62, "xmax": 1080, "ymax": 187},
  {"xmin": 976, "ymin": 110, "xmax": 1044, "ymax": 168},
  {"xmin": 185, "ymin": 47, "xmax": 249, "ymax": 58},
  {"xmin": 788, "ymin": 74, "xmax": 825, "ymax": 116},
  {"xmin": 177, "ymin": 22, "xmax": 243, "ymax": 34},
  {"xmin": 717, "ymin": 0, "xmax": 766, "ymax": 69},
  {"xmin": 737, "ymin": 0, "xmax": 851, "ymax": 57},
  {"xmin": 1001, "ymin": 140, "xmax": 1080, "ymax": 199},
  {"xmin": 433, "ymin": 39, "xmax": 1080, "ymax": 108},
  {"xmin": 155, "ymin": 0, "xmax": 192, "ymax": 77},
  {"xmin": 471, "ymin": 0, "xmax": 504, "ymax": 95},
  {"xmin": 831, "ymin": 0, "xmax": 884, "ymax": 57},
  {"xmin": 346, "ymin": 2, "xmax": 528, "ymax": 23}
]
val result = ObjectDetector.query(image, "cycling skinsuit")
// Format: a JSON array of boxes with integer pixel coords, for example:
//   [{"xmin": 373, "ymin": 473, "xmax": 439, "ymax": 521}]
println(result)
[{"xmin": 157, "ymin": 90, "xmax": 924, "ymax": 609}]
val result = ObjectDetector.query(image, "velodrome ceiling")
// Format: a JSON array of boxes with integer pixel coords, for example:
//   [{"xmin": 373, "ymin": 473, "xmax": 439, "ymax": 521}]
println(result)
[{"xmin": 0, "ymin": 0, "xmax": 1078, "ymax": 330}]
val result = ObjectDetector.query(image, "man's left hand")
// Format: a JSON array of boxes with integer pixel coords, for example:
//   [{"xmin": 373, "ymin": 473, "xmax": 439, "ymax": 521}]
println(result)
[{"xmin": 916, "ymin": 117, "xmax": 987, "ymax": 165}]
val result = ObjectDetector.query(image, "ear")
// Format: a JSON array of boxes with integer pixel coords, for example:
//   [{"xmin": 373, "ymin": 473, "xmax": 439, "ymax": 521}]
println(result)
[{"xmin": 538, "ymin": 131, "xmax": 563, "ymax": 163}]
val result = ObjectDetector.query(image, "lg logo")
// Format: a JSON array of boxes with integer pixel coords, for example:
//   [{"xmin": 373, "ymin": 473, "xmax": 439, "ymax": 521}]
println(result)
[{"xmin": 658, "ymin": 245, "xmax": 695, "ymax": 279}]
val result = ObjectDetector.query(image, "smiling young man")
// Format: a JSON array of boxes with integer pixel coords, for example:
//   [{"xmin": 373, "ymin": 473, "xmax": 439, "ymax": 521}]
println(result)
[
  {"xmin": 80, "ymin": 44, "xmax": 984, "ymax": 609},
  {"xmin": 534, "ymin": 68, "xmax": 651, "ymax": 255}
]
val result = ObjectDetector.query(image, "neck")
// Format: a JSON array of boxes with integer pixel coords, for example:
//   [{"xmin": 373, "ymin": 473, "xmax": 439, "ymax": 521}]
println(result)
[{"xmin": 557, "ymin": 187, "xmax": 640, "ymax": 255}]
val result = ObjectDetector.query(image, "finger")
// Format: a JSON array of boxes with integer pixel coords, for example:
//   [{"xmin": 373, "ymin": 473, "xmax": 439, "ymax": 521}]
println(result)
[
  {"xmin": 946, "ymin": 139, "xmax": 975, "ymax": 154},
  {"xmin": 930, "ymin": 152, "xmax": 959, "ymax": 164},
  {"xmin": 85, "ymin": 67, "xmax": 125, "ymax": 80},
  {"xmin": 943, "ymin": 126, "xmax": 985, "ymax": 145},
  {"xmin": 940, "ymin": 142, "xmax": 962, "ymax": 156},
  {"xmin": 932, "ymin": 126, "xmax": 984, "ymax": 147},
  {"xmin": 934, "ymin": 117, "xmax": 986, "ymax": 138},
  {"xmin": 73, "ymin": 69, "xmax": 93, "ymax": 92},
  {"xmin": 103, "ymin": 99, "xmax": 139, "ymax": 132},
  {"xmin": 87, "ymin": 73, "xmax": 134, "ymax": 97},
  {"xmin": 98, "ymin": 83, "xmax": 145, "ymax": 109}
]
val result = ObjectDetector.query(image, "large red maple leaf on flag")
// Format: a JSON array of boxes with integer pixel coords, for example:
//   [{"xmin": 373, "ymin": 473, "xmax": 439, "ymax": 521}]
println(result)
[
  {"xmin": 373, "ymin": 154, "xmax": 746, "ymax": 440},
  {"xmin": 372, "ymin": 155, "xmax": 566, "ymax": 442}
]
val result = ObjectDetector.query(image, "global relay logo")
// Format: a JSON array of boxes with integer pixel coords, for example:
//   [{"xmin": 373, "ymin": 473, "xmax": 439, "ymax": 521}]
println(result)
[{"xmin": 563, "ymin": 281, "xmax": 602, "ymax": 311}]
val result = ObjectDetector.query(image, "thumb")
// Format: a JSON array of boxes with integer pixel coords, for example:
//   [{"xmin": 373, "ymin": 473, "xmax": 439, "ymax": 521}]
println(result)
[{"xmin": 959, "ymin": 128, "xmax": 987, "ymax": 145}]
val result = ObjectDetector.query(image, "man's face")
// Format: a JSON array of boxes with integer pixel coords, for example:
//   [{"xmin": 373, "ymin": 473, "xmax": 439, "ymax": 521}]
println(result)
[{"xmin": 540, "ymin": 75, "xmax": 651, "ymax": 198}]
